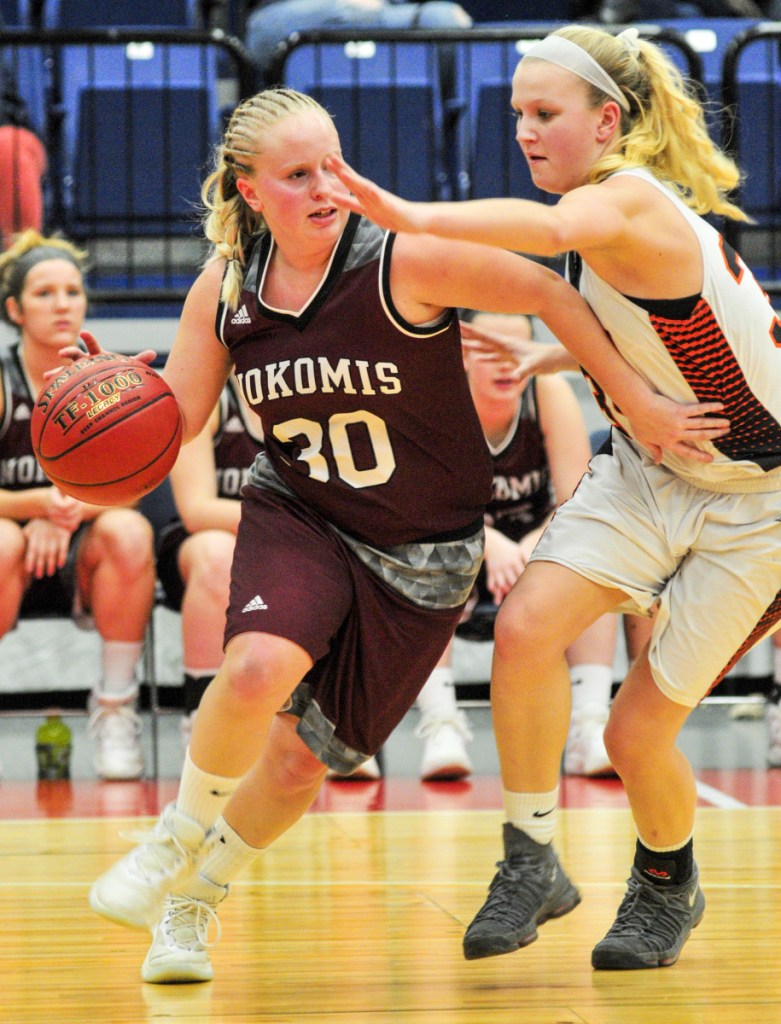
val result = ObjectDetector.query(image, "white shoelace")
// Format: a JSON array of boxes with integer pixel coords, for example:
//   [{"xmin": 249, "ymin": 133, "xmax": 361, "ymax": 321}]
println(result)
[
  {"xmin": 160, "ymin": 894, "xmax": 222, "ymax": 951},
  {"xmin": 88, "ymin": 703, "xmax": 142, "ymax": 745},
  {"xmin": 118, "ymin": 820, "xmax": 196, "ymax": 884}
]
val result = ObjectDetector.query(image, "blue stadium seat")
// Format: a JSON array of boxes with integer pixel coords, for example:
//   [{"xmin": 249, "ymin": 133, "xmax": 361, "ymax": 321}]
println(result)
[
  {"xmin": 0, "ymin": 38, "xmax": 47, "ymax": 134},
  {"xmin": 454, "ymin": 37, "xmax": 553, "ymax": 202},
  {"xmin": 656, "ymin": 19, "xmax": 757, "ymax": 146},
  {"xmin": 282, "ymin": 39, "xmax": 453, "ymax": 202},
  {"xmin": 73, "ymin": 85, "xmax": 214, "ymax": 236},
  {"xmin": 53, "ymin": 41, "xmax": 221, "ymax": 236},
  {"xmin": 0, "ymin": 0, "xmax": 30, "ymax": 26},
  {"xmin": 42, "ymin": 0, "xmax": 201, "ymax": 28},
  {"xmin": 719, "ymin": 23, "xmax": 781, "ymax": 287}
]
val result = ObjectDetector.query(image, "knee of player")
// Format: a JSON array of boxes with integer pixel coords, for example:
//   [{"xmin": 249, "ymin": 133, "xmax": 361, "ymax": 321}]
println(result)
[
  {"xmin": 492, "ymin": 594, "xmax": 552, "ymax": 660},
  {"xmin": 602, "ymin": 711, "xmax": 647, "ymax": 774},
  {"xmin": 221, "ymin": 634, "xmax": 298, "ymax": 708},
  {"xmin": 91, "ymin": 508, "xmax": 155, "ymax": 570},
  {"xmin": 269, "ymin": 741, "xmax": 327, "ymax": 793},
  {"xmin": 185, "ymin": 532, "xmax": 235, "ymax": 595},
  {"xmin": 0, "ymin": 518, "xmax": 27, "ymax": 568}
]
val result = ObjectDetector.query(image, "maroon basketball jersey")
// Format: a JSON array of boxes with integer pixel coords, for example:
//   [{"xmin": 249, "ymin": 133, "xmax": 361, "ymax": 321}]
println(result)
[
  {"xmin": 213, "ymin": 376, "xmax": 264, "ymax": 500},
  {"xmin": 486, "ymin": 379, "xmax": 554, "ymax": 543},
  {"xmin": 0, "ymin": 342, "xmax": 50, "ymax": 492},
  {"xmin": 217, "ymin": 215, "xmax": 492, "ymax": 547}
]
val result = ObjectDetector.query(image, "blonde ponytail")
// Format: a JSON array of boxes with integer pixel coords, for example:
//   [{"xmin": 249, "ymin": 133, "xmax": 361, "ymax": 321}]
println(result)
[{"xmin": 552, "ymin": 26, "xmax": 747, "ymax": 222}]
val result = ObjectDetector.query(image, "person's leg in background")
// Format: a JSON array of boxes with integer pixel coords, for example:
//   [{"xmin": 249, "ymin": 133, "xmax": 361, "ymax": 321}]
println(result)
[
  {"xmin": 416, "ymin": 638, "xmax": 473, "ymax": 780},
  {"xmin": 766, "ymin": 631, "xmax": 781, "ymax": 767},
  {"xmin": 564, "ymin": 612, "xmax": 618, "ymax": 777},
  {"xmin": 175, "ymin": 529, "xmax": 237, "ymax": 750},
  {"xmin": 81, "ymin": 509, "xmax": 156, "ymax": 780}
]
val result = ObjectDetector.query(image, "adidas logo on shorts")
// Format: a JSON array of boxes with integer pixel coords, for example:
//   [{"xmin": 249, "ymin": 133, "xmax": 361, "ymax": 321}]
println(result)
[
  {"xmin": 242, "ymin": 595, "xmax": 268, "ymax": 613},
  {"xmin": 231, "ymin": 304, "xmax": 251, "ymax": 325}
]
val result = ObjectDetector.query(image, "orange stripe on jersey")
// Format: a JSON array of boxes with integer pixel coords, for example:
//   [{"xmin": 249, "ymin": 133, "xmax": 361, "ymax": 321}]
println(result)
[
  {"xmin": 651, "ymin": 299, "xmax": 781, "ymax": 470},
  {"xmin": 709, "ymin": 587, "xmax": 781, "ymax": 695}
]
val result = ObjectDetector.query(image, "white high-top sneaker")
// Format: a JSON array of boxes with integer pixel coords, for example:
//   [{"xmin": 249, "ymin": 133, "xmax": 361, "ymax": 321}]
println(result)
[
  {"xmin": 767, "ymin": 702, "xmax": 781, "ymax": 768},
  {"xmin": 564, "ymin": 704, "xmax": 614, "ymax": 777},
  {"xmin": 417, "ymin": 709, "xmax": 473, "ymax": 781},
  {"xmin": 142, "ymin": 875, "xmax": 227, "ymax": 984},
  {"xmin": 88, "ymin": 685, "xmax": 144, "ymax": 780},
  {"xmin": 90, "ymin": 802, "xmax": 212, "ymax": 930}
]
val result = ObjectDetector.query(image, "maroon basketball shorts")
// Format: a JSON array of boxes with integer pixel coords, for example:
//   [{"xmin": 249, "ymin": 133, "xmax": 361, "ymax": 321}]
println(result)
[{"xmin": 225, "ymin": 483, "xmax": 475, "ymax": 773}]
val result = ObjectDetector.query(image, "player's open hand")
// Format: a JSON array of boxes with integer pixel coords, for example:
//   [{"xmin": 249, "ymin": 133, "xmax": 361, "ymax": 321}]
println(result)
[
  {"xmin": 460, "ymin": 321, "xmax": 577, "ymax": 381},
  {"xmin": 325, "ymin": 153, "xmax": 426, "ymax": 234},
  {"xmin": 22, "ymin": 519, "xmax": 71, "ymax": 578},
  {"xmin": 631, "ymin": 394, "xmax": 730, "ymax": 463},
  {"xmin": 43, "ymin": 330, "xmax": 157, "ymax": 381}
]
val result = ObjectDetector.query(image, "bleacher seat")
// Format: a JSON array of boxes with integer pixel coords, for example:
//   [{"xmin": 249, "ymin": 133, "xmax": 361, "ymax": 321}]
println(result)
[
  {"xmin": 721, "ymin": 30, "xmax": 781, "ymax": 228},
  {"xmin": 73, "ymin": 84, "xmax": 214, "ymax": 236},
  {"xmin": 720, "ymin": 23, "xmax": 781, "ymax": 287},
  {"xmin": 282, "ymin": 38, "xmax": 453, "ymax": 201},
  {"xmin": 0, "ymin": 37, "xmax": 47, "ymax": 135},
  {"xmin": 655, "ymin": 19, "xmax": 756, "ymax": 146},
  {"xmin": 52, "ymin": 40, "xmax": 221, "ymax": 238},
  {"xmin": 454, "ymin": 37, "xmax": 555, "ymax": 202},
  {"xmin": 0, "ymin": 0, "xmax": 30, "ymax": 25},
  {"xmin": 42, "ymin": 0, "xmax": 201, "ymax": 28}
]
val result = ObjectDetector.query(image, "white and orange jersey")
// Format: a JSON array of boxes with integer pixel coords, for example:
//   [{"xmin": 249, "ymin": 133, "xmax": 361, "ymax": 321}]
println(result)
[{"xmin": 574, "ymin": 167, "xmax": 781, "ymax": 494}]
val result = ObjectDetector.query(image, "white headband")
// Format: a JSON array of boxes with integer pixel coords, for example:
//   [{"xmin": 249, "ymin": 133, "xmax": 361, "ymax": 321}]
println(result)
[{"xmin": 521, "ymin": 33, "xmax": 631, "ymax": 113}]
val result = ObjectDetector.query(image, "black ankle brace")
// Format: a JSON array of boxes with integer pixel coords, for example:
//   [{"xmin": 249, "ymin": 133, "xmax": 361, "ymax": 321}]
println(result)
[{"xmin": 634, "ymin": 837, "xmax": 693, "ymax": 886}]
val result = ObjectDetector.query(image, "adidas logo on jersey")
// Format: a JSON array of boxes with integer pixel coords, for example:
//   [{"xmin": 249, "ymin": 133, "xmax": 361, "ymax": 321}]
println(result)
[
  {"xmin": 224, "ymin": 415, "xmax": 244, "ymax": 433},
  {"xmin": 231, "ymin": 304, "xmax": 251, "ymax": 325},
  {"xmin": 14, "ymin": 404, "xmax": 31, "ymax": 421},
  {"xmin": 242, "ymin": 595, "xmax": 268, "ymax": 613}
]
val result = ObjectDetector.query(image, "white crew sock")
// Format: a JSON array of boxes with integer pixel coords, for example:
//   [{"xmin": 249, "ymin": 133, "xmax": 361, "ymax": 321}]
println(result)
[
  {"xmin": 176, "ymin": 748, "xmax": 243, "ymax": 832},
  {"xmin": 416, "ymin": 667, "xmax": 458, "ymax": 719},
  {"xmin": 200, "ymin": 815, "xmax": 264, "ymax": 888},
  {"xmin": 569, "ymin": 663, "xmax": 613, "ymax": 713},
  {"xmin": 100, "ymin": 639, "xmax": 144, "ymax": 695},
  {"xmin": 503, "ymin": 786, "xmax": 559, "ymax": 845}
]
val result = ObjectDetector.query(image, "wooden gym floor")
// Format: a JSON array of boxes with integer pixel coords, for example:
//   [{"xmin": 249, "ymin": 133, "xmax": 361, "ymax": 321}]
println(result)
[{"xmin": 1, "ymin": 702, "xmax": 780, "ymax": 1023}]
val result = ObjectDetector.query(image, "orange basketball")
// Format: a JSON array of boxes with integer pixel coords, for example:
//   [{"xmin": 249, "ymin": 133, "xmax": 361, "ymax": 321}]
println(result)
[{"xmin": 31, "ymin": 352, "xmax": 182, "ymax": 505}]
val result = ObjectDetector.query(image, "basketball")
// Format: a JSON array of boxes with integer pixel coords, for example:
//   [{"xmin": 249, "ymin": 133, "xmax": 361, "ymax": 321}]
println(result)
[{"xmin": 31, "ymin": 352, "xmax": 182, "ymax": 505}]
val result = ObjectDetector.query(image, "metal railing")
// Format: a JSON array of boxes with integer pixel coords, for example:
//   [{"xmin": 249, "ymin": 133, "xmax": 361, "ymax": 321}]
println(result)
[{"xmin": 4, "ymin": 23, "xmax": 781, "ymax": 308}]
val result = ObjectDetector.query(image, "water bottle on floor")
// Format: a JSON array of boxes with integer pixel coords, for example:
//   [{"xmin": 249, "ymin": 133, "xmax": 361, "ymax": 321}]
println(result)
[{"xmin": 36, "ymin": 714, "xmax": 72, "ymax": 780}]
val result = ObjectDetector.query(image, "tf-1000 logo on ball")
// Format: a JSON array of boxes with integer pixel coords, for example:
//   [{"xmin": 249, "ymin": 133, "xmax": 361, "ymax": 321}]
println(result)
[
  {"xmin": 52, "ymin": 368, "xmax": 145, "ymax": 435},
  {"xmin": 31, "ymin": 352, "xmax": 183, "ymax": 506}
]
